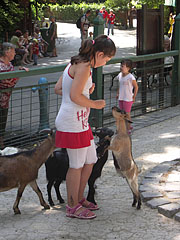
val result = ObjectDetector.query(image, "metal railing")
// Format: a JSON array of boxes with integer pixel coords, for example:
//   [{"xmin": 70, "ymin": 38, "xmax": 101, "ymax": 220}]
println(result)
[
  {"xmin": 0, "ymin": 50, "xmax": 179, "ymax": 148},
  {"xmin": 103, "ymin": 60, "xmax": 175, "ymax": 126}
]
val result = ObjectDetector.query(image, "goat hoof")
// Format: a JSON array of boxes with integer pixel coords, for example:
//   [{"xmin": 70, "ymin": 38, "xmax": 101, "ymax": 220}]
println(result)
[
  {"xmin": 59, "ymin": 199, "xmax": 65, "ymax": 204},
  {"xmin": 137, "ymin": 204, "xmax": 141, "ymax": 210},
  {"xmin": 49, "ymin": 201, "xmax": 55, "ymax": 206},
  {"xmin": 44, "ymin": 204, "xmax": 50, "ymax": 210},
  {"xmin": 14, "ymin": 209, "xmax": 21, "ymax": 214}
]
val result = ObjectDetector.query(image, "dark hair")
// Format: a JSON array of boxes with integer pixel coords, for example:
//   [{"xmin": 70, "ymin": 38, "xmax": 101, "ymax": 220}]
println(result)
[
  {"xmin": 86, "ymin": 9, "xmax": 91, "ymax": 14},
  {"xmin": 15, "ymin": 30, "xmax": 22, "ymax": 37},
  {"xmin": 71, "ymin": 34, "xmax": 116, "ymax": 65},
  {"xmin": 49, "ymin": 16, "xmax": 55, "ymax": 21},
  {"xmin": 23, "ymin": 30, "xmax": 29, "ymax": 35},
  {"xmin": 96, "ymin": 9, "xmax": 99, "ymax": 15},
  {"xmin": 121, "ymin": 59, "xmax": 133, "ymax": 71}
]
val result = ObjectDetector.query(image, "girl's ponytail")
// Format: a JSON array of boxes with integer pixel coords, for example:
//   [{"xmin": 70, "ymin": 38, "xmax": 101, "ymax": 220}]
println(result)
[{"xmin": 71, "ymin": 35, "xmax": 116, "ymax": 65}]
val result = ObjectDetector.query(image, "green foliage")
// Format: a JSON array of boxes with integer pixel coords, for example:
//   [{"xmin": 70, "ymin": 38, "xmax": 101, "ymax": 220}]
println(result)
[
  {"xmin": 136, "ymin": 0, "xmax": 165, "ymax": 8},
  {"xmin": 48, "ymin": 2, "xmax": 131, "ymax": 25},
  {"xmin": 0, "ymin": 0, "xmax": 24, "ymax": 41},
  {"xmin": 50, "ymin": 2, "xmax": 107, "ymax": 22},
  {"xmin": 105, "ymin": 0, "xmax": 130, "ymax": 9}
]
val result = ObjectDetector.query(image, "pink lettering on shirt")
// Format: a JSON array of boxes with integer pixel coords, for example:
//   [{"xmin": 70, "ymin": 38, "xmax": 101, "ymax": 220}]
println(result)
[{"xmin": 77, "ymin": 107, "xmax": 90, "ymax": 129}]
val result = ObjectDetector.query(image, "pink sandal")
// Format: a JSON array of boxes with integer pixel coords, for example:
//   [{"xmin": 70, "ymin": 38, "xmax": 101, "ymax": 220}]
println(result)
[
  {"xmin": 79, "ymin": 198, "xmax": 99, "ymax": 211},
  {"xmin": 66, "ymin": 203, "xmax": 96, "ymax": 219}
]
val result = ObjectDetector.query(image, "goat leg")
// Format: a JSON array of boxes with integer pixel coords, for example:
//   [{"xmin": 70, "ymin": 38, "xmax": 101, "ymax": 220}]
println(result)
[
  {"xmin": 29, "ymin": 180, "xmax": 50, "ymax": 210},
  {"xmin": 132, "ymin": 193, "xmax": 137, "ymax": 207},
  {"xmin": 47, "ymin": 180, "xmax": 55, "ymax": 206},
  {"xmin": 87, "ymin": 177, "xmax": 97, "ymax": 205},
  {"xmin": 13, "ymin": 184, "xmax": 26, "ymax": 214},
  {"xmin": 125, "ymin": 175, "xmax": 141, "ymax": 210},
  {"xmin": 54, "ymin": 179, "xmax": 65, "ymax": 204}
]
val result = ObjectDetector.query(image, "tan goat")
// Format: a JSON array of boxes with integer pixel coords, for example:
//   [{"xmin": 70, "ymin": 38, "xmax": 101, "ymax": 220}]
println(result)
[
  {"xmin": 109, "ymin": 106, "xmax": 141, "ymax": 209},
  {"xmin": 0, "ymin": 130, "xmax": 56, "ymax": 214}
]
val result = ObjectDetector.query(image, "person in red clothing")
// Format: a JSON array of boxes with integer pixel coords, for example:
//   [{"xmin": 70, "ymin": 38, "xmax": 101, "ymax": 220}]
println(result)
[
  {"xmin": 100, "ymin": 6, "xmax": 108, "ymax": 27},
  {"xmin": 107, "ymin": 9, "xmax": 115, "ymax": 35},
  {"xmin": 32, "ymin": 38, "xmax": 39, "ymax": 65}
]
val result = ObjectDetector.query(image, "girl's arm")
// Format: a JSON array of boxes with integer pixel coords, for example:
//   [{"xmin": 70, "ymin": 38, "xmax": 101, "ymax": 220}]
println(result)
[
  {"xmin": 116, "ymin": 87, "xmax": 119, "ymax": 99},
  {"xmin": 55, "ymin": 75, "xmax": 63, "ymax": 95},
  {"xmin": 132, "ymin": 79, "xmax": 138, "ymax": 102},
  {"xmin": 70, "ymin": 63, "xmax": 105, "ymax": 109},
  {"xmin": 116, "ymin": 74, "xmax": 120, "ymax": 99}
]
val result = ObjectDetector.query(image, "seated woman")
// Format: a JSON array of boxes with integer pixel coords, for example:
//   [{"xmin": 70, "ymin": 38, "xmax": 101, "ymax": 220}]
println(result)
[{"xmin": 10, "ymin": 30, "xmax": 30, "ymax": 65}]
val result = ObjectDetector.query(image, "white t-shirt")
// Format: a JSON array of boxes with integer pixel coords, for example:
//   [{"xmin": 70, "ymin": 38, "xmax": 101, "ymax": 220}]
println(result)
[{"xmin": 117, "ymin": 72, "xmax": 136, "ymax": 102}]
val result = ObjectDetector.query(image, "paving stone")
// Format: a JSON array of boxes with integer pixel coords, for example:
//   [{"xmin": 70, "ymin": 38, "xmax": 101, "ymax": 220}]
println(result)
[
  {"xmin": 166, "ymin": 171, "xmax": 180, "ymax": 182},
  {"xmin": 141, "ymin": 178, "xmax": 160, "ymax": 185},
  {"xmin": 150, "ymin": 165, "xmax": 171, "ymax": 173},
  {"xmin": 139, "ymin": 183, "xmax": 164, "ymax": 192},
  {"xmin": 174, "ymin": 212, "xmax": 180, "ymax": 222},
  {"xmin": 146, "ymin": 198, "xmax": 171, "ymax": 209},
  {"xmin": 144, "ymin": 172, "xmax": 162, "ymax": 179},
  {"xmin": 161, "ymin": 161, "xmax": 177, "ymax": 165},
  {"xmin": 164, "ymin": 182, "xmax": 180, "ymax": 191},
  {"xmin": 158, "ymin": 203, "xmax": 180, "ymax": 218},
  {"xmin": 177, "ymin": 166, "xmax": 180, "ymax": 171},
  {"xmin": 141, "ymin": 191, "xmax": 163, "ymax": 202},
  {"xmin": 171, "ymin": 160, "xmax": 180, "ymax": 165},
  {"xmin": 165, "ymin": 192, "xmax": 180, "ymax": 199}
]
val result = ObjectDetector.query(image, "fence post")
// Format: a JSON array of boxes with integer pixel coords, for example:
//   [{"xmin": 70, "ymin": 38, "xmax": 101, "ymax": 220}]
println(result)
[
  {"xmin": 89, "ymin": 16, "xmax": 104, "ymax": 128},
  {"xmin": 171, "ymin": 13, "xmax": 180, "ymax": 106},
  {"xmin": 32, "ymin": 77, "xmax": 50, "ymax": 131}
]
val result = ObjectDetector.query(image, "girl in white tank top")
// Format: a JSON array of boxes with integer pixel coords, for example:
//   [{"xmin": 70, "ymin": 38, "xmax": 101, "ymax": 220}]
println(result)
[{"xmin": 54, "ymin": 35, "xmax": 116, "ymax": 220}]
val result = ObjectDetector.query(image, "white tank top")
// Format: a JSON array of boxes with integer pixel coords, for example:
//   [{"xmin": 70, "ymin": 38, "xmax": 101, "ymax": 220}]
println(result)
[{"xmin": 55, "ymin": 64, "xmax": 92, "ymax": 133}]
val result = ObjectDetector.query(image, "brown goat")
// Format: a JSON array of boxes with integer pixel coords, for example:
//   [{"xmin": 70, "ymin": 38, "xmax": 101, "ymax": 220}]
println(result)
[
  {"xmin": 109, "ymin": 106, "xmax": 141, "ymax": 209},
  {"xmin": 0, "ymin": 130, "xmax": 56, "ymax": 214}
]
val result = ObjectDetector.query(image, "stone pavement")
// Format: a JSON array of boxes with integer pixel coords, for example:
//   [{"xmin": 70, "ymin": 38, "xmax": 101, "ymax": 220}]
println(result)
[
  {"xmin": 1, "ymin": 23, "xmax": 180, "ymax": 239},
  {"xmin": 140, "ymin": 158, "xmax": 180, "ymax": 220},
  {"xmin": 0, "ymin": 105, "xmax": 180, "ymax": 240}
]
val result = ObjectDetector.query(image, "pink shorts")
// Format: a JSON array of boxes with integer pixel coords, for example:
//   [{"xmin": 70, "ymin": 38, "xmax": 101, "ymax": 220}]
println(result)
[{"xmin": 118, "ymin": 100, "xmax": 133, "ymax": 113}]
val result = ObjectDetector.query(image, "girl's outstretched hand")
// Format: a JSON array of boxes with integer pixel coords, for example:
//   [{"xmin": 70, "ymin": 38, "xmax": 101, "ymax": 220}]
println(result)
[
  {"xmin": 94, "ymin": 99, "xmax": 106, "ymax": 109},
  {"xmin": 89, "ymin": 83, "xmax": 95, "ymax": 94}
]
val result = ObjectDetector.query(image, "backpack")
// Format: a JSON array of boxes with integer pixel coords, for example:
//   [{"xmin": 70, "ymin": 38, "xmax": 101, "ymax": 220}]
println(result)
[{"xmin": 76, "ymin": 14, "xmax": 86, "ymax": 29}]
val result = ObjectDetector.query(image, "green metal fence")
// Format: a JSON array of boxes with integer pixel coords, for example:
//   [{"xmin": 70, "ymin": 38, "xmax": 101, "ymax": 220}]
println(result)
[
  {"xmin": 0, "ymin": 49, "xmax": 179, "ymax": 148},
  {"xmin": 102, "ymin": 60, "xmax": 174, "ymax": 126},
  {"xmin": 0, "ymin": 82, "xmax": 62, "ymax": 148}
]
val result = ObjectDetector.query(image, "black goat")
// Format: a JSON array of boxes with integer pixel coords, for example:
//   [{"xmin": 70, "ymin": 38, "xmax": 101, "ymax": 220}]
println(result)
[{"xmin": 45, "ymin": 127, "xmax": 114, "ymax": 206}]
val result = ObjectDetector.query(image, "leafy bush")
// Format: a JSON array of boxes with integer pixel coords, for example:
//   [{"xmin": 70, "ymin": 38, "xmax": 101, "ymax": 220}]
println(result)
[
  {"xmin": 0, "ymin": 1, "xmax": 24, "ymax": 41},
  {"xmin": 48, "ymin": 2, "xmax": 130, "ymax": 25}
]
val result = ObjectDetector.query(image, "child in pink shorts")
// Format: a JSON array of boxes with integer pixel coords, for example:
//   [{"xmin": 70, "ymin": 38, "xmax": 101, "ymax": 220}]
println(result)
[{"xmin": 116, "ymin": 59, "xmax": 138, "ymax": 133}]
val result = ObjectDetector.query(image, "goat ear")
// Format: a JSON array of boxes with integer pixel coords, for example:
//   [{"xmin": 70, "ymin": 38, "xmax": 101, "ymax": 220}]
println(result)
[
  {"xmin": 39, "ymin": 128, "xmax": 55, "ymax": 136},
  {"xmin": 51, "ymin": 128, "xmax": 56, "ymax": 135},
  {"xmin": 93, "ymin": 127, "xmax": 101, "ymax": 136},
  {"xmin": 125, "ymin": 114, "xmax": 133, "ymax": 123}
]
